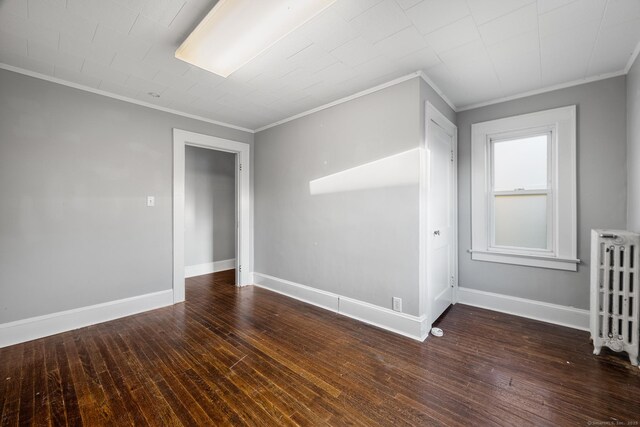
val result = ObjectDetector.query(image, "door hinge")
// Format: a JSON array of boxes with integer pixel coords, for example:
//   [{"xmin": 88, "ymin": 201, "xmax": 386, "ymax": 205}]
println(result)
[
  {"xmin": 450, "ymin": 150, "xmax": 454, "ymax": 162},
  {"xmin": 450, "ymin": 276, "xmax": 455, "ymax": 287},
  {"xmin": 239, "ymin": 265, "xmax": 242, "ymax": 272},
  {"xmin": 239, "ymin": 163, "xmax": 243, "ymax": 171}
]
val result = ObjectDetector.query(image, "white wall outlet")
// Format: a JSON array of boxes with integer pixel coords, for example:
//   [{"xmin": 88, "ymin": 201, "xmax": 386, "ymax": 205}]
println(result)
[
  {"xmin": 392, "ymin": 297, "xmax": 402, "ymax": 312},
  {"xmin": 146, "ymin": 196, "xmax": 155, "ymax": 207}
]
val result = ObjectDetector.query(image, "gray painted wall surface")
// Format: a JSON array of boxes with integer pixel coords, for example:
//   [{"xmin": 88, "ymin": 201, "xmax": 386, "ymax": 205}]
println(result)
[
  {"xmin": 628, "ymin": 55, "xmax": 640, "ymax": 233},
  {"xmin": 0, "ymin": 69, "xmax": 253, "ymax": 323},
  {"xmin": 185, "ymin": 146, "xmax": 236, "ymax": 266},
  {"xmin": 419, "ymin": 79, "xmax": 456, "ymax": 125},
  {"xmin": 457, "ymin": 76, "xmax": 627, "ymax": 309},
  {"xmin": 255, "ymin": 77, "xmax": 454, "ymax": 316}
]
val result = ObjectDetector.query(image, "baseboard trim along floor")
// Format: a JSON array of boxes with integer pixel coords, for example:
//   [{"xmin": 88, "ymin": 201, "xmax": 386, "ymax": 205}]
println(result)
[
  {"xmin": 457, "ymin": 287, "xmax": 589, "ymax": 331},
  {"xmin": 253, "ymin": 272, "xmax": 430, "ymax": 341},
  {"xmin": 0, "ymin": 289, "xmax": 174, "ymax": 348}
]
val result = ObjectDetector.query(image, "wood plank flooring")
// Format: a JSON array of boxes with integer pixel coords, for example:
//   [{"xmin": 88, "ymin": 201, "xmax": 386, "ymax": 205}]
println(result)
[{"xmin": 1, "ymin": 270, "xmax": 639, "ymax": 426}]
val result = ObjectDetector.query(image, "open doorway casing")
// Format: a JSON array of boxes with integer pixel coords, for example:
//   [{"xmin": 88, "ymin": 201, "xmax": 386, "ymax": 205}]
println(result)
[{"xmin": 173, "ymin": 129, "xmax": 252, "ymax": 303}]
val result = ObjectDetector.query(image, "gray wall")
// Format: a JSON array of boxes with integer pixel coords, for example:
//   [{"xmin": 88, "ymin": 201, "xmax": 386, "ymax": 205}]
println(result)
[
  {"xmin": 419, "ymin": 79, "xmax": 456, "ymax": 125},
  {"xmin": 185, "ymin": 146, "xmax": 236, "ymax": 266},
  {"xmin": 457, "ymin": 76, "xmax": 627, "ymax": 309},
  {"xmin": 0, "ymin": 68, "xmax": 253, "ymax": 323},
  {"xmin": 255, "ymin": 77, "xmax": 454, "ymax": 316},
  {"xmin": 628, "ymin": 55, "xmax": 640, "ymax": 233}
]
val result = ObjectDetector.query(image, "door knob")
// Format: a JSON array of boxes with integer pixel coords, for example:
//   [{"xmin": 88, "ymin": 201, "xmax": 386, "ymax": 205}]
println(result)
[{"xmin": 433, "ymin": 230, "xmax": 440, "ymax": 236}]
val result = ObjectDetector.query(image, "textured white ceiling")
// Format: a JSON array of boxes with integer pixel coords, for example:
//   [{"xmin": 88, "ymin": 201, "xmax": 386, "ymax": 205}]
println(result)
[{"xmin": 0, "ymin": 0, "xmax": 639, "ymax": 131}]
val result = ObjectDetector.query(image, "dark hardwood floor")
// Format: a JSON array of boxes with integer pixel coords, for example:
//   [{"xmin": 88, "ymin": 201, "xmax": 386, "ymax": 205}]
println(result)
[{"xmin": 1, "ymin": 270, "xmax": 639, "ymax": 426}]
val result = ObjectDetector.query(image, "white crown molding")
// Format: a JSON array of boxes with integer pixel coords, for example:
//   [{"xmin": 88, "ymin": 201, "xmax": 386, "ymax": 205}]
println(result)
[
  {"xmin": 0, "ymin": 290, "xmax": 174, "ymax": 348},
  {"xmin": 253, "ymin": 272, "xmax": 429, "ymax": 341},
  {"xmin": 625, "ymin": 39, "xmax": 640, "ymax": 74},
  {"xmin": 4, "ymin": 54, "xmax": 637, "ymax": 134},
  {"xmin": 457, "ymin": 287, "xmax": 589, "ymax": 331},
  {"xmin": 0, "ymin": 62, "xmax": 255, "ymax": 134},
  {"xmin": 457, "ymin": 69, "xmax": 628, "ymax": 112},
  {"xmin": 254, "ymin": 71, "xmax": 427, "ymax": 133},
  {"xmin": 416, "ymin": 70, "xmax": 457, "ymax": 112}
]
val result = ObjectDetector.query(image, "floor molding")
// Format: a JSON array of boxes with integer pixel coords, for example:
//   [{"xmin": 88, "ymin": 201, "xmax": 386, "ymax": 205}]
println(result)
[
  {"xmin": 457, "ymin": 287, "xmax": 589, "ymax": 331},
  {"xmin": 253, "ymin": 273, "xmax": 429, "ymax": 341},
  {"xmin": 0, "ymin": 290, "xmax": 174, "ymax": 348},
  {"xmin": 185, "ymin": 259, "xmax": 236, "ymax": 278}
]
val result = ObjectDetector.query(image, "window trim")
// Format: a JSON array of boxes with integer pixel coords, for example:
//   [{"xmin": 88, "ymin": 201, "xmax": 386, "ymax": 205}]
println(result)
[{"xmin": 470, "ymin": 105, "xmax": 579, "ymax": 271}]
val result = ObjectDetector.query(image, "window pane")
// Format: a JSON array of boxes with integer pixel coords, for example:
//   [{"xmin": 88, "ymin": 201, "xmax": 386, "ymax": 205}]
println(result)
[
  {"xmin": 494, "ymin": 194, "xmax": 547, "ymax": 249},
  {"xmin": 493, "ymin": 135, "xmax": 547, "ymax": 191}
]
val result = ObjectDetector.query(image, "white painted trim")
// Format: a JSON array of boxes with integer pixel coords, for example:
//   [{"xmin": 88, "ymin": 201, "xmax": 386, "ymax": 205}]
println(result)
[
  {"xmin": 0, "ymin": 63, "xmax": 254, "ymax": 134},
  {"xmin": 4, "ymin": 58, "xmax": 634, "ymax": 134},
  {"xmin": 417, "ymin": 71, "xmax": 457, "ymax": 112},
  {"xmin": 625, "ymin": 39, "xmax": 640, "ymax": 74},
  {"xmin": 471, "ymin": 105, "xmax": 578, "ymax": 270},
  {"xmin": 185, "ymin": 259, "xmax": 236, "ymax": 278},
  {"xmin": 6, "ymin": 58, "xmax": 633, "ymax": 135},
  {"xmin": 457, "ymin": 287, "xmax": 589, "ymax": 331},
  {"xmin": 421, "ymin": 102, "xmax": 458, "ymax": 326},
  {"xmin": 173, "ymin": 129, "xmax": 253, "ymax": 303},
  {"xmin": 470, "ymin": 250, "xmax": 579, "ymax": 271},
  {"xmin": 255, "ymin": 71, "xmax": 426, "ymax": 132},
  {"xmin": 253, "ymin": 273, "xmax": 340, "ymax": 312},
  {"xmin": 457, "ymin": 70, "xmax": 626, "ymax": 112},
  {"xmin": 0, "ymin": 290, "xmax": 173, "ymax": 348},
  {"xmin": 253, "ymin": 273, "xmax": 429, "ymax": 341}
]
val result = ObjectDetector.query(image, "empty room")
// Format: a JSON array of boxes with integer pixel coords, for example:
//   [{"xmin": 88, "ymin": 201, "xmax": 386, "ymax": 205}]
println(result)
[{"xmin": 1, "ymin": 0, "xmax": 640, "ymax": 425}]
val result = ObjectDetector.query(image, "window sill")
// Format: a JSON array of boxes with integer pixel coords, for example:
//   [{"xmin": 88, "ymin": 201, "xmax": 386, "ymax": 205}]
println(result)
[{"xmin": 470, "ymin": 250, "xmax": 580, "ymax": 271}]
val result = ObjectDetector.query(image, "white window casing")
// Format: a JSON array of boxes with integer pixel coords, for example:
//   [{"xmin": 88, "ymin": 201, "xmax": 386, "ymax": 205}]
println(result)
[{"xmin": 471, "ymin": 105, "xmax": 579, "ymax": 271}]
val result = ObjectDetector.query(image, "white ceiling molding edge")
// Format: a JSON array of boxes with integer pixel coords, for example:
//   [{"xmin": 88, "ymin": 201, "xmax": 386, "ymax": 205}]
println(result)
[
  {"xmin": 0, "ymin": 63, "xmax": 255, "ymax": 134},
  {"xmin": 456, "ymin": 69, "xmax": 628, "ymax": 113},
  {"xmin": 4, "ymin": 35, "xmax": 639, "ymax": 134},
  {"xmin": 254, "ymin": 71, "xmax": 426, "ymax": 133},
  {"xmin": 416, "ymin": 71, "xmax": 457, "ymax": 112}
]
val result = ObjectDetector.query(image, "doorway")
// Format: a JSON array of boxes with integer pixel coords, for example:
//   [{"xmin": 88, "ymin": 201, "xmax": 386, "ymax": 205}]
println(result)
[
  {"xmin": 422, "ymin": 103, "xmax": 458, "ymax": 327},
  {"xmin": 184, "ymin": 146, "xmax": 236, "ymax": 279},
  {"xmin": 173, "ymin": 129, "xmax": 252, "ymax": 303}
]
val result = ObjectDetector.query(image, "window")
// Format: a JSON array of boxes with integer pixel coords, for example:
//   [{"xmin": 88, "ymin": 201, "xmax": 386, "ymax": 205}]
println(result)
[
  {"xmin": 471, "ymin": 106, "xmax": 578, "ymax": 271},
  {"xmin": 491, "ymin": 133, "xmax": 551, "ymax": 251}
]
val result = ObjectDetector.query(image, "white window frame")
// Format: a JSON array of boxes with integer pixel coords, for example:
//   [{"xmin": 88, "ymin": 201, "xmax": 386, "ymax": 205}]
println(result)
[{"xmin": 471, "ymin": 105, "xmax": 579, "ymax": 271}]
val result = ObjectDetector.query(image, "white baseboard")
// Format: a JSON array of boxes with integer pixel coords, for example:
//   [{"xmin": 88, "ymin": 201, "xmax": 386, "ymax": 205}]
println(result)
[
  {"xmin": 185, "ymin": 259, "xmax": 236, "ymax": 278},
  {"xmin": 457, "ymin": 287, "xmax": 589, "ymax": 331},
  {"xmin": 253, "ymin": 273, "xmax": 429, "ymax": 341},
  {"xmin": 0, "ymin": 289, "xmax": 174, "ymax": 348}
]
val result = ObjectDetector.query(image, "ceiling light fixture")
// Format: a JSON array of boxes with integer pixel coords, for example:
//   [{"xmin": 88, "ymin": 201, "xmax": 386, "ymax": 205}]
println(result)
[{"xmin": 175, "ymin": 0, "xmax": 337, "ymax": 78}]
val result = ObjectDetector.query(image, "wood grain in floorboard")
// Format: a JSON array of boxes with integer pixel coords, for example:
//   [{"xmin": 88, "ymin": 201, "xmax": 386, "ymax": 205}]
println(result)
[{"xmin": 1, "ymin": 269, "xmax": 639, "ymax": 426}]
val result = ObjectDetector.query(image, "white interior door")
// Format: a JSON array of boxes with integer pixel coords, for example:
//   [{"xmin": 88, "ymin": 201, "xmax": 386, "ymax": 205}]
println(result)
[{"xmin": 428, "ymin": 120, "xmax": 455, "ymax": 324}]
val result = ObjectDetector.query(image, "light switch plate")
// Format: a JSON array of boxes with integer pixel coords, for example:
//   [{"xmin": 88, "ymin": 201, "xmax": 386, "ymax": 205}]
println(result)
[{"xmin": 147, "ymin": 196, "xmax": 155, "ymax": 207}]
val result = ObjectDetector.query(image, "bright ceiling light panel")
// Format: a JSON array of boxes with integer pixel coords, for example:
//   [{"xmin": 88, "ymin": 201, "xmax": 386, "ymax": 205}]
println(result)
[{"xmin": 175, "ymin": 0, "xmax": 337, "ymax": 78}]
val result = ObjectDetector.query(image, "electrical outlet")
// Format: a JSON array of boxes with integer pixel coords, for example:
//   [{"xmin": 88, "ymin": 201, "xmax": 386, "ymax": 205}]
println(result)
[
  {"xmin": 392, "ymin": 297, "xmax": 402, "ymax": 312},
  {"xmin": 147, "ymin": 196, "xmax": 155, "ymax": 207}
]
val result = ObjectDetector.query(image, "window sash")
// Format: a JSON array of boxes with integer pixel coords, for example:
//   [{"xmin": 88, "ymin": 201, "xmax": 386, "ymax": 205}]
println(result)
[{"xmin": 488, "ymin": 131, "xmax": 554, "ymax": 254}]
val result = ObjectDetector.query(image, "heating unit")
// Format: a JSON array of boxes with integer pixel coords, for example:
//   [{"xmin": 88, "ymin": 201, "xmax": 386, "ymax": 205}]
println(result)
[{"xmin": 590, "ymin": 230, "xmax": 640, "ymax": 366}]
